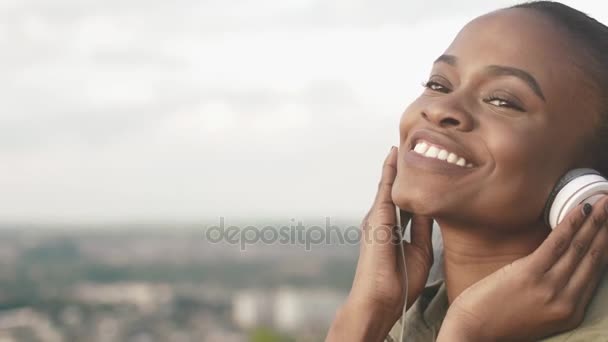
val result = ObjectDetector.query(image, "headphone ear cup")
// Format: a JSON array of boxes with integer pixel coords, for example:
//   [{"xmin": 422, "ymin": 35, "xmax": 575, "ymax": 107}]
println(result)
[{"xmin": 544, "ymin": 168, "xmax": 600, "ymax": 227}]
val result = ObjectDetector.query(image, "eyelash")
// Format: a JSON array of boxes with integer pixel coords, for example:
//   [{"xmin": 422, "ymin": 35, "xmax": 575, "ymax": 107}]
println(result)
[
  {"xmin": 422, "ymin": 80, "xmax": 525, "ymax": 112},
  {"xmin": 422, "ymin": 80, "xmax": 449, "ymax": 93}
]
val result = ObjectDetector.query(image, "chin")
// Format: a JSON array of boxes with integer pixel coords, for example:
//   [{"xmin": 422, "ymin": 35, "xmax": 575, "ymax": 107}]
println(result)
[{"xmin": 392, "ymin": 177, "xmax": 445, "ymax": 216}]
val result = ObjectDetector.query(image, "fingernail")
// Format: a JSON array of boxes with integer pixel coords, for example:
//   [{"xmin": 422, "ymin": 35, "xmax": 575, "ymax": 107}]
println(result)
[
  {"xmin": 388, "ymin": 146, "xmax": 395, "ymax": 155},
  {"xmin": 583, "ymin": 203, "xmax": 592, "ymax": 216}
]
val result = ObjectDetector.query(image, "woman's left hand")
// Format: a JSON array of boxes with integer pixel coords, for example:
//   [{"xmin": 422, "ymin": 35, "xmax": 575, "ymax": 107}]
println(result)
[{"xmin": 438, "ymin": 197, "xmax": 608, "ymax": 342}]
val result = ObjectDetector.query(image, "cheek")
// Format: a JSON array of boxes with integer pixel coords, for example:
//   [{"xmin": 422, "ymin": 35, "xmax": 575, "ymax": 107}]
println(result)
[
  {"xmin": 487, "ymin": 127, "xmax": 539, "ymax": 172},
  {"xmin": 486, "ymin": 118, "xmax": 562, "ymax": 182},
  {"xmin": 481, "ymin": 121, "xmax": 557, "ymax": 223},
  {"xmin": 399, "ymin": 102, "xmax": 422, "ymax": 143}
]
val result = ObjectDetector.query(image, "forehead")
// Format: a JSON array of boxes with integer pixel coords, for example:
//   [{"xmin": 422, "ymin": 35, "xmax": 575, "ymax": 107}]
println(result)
[
  {"xmin": 443, "ymin": 8, "xmax": 597, "ymax": 116},
  {"xmin": 446, "ymin": 9, "xmax": 574, "ymax": 79}
]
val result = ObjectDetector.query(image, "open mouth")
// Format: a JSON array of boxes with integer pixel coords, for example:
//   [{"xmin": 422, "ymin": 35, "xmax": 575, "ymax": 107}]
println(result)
[{"xmin": 410, "ymin": 139, "xmax": 474, "ymax": 168}]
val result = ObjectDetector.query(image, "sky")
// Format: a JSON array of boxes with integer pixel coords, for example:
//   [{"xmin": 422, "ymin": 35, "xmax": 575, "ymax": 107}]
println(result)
[{"xmin": 1, "ymin": 0, "xmax": 606, "ymax": 224}]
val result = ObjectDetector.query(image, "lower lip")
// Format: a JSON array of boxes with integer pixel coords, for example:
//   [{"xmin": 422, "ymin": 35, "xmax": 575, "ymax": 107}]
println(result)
[{"xmin": 403, "ymin": 150, "xmax": 476, "ymax": 175}]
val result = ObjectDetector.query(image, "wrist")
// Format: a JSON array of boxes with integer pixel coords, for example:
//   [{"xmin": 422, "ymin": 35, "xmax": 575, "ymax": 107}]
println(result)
[{"xmin": 346, "ymin": 293, "xmax": 404, "ymax": 322}]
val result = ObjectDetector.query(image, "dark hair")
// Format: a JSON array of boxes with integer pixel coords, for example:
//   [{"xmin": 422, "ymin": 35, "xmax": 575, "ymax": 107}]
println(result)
[{"xmin": 509, "ymin": 1, "xmax": 608, "ymax": 176}]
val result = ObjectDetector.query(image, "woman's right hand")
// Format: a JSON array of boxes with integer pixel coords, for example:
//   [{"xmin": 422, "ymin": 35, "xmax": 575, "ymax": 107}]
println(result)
[
  {"xmin": 349, "ymin": 146, "xmax": 435, "ymax": 317},
  {"xmin": 327, "ymin": 146, "xmax": 435, "ymax": 342}
]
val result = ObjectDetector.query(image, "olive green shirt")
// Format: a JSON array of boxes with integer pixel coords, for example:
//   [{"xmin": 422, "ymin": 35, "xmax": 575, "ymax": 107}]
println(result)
[{"xmin": 386, "ymin": 273, "xmax": 608, "ymax": 341}]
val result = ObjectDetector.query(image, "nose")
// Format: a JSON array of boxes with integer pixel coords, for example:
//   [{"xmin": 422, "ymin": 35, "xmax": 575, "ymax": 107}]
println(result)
[{"xmin": 421, "ymin": 97, "xmax": 474, "ymax": 131}]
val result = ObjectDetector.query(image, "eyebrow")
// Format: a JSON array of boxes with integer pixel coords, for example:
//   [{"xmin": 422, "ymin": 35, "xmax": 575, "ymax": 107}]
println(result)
[{"xmin": 433, "ymin": 54, "xmax": 546, "ymax": 102}]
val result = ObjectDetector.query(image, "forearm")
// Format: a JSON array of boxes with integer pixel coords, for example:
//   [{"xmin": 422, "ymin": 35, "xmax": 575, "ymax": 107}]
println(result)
[{"xmin": 326, "ymin": 299, "xmax": 398, "ymax": 342}]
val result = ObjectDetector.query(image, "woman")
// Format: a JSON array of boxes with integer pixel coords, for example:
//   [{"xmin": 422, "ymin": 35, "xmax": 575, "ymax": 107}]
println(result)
[{"xmin": 327, "ymin": 1, "xmax": 608, "ymax": 341}]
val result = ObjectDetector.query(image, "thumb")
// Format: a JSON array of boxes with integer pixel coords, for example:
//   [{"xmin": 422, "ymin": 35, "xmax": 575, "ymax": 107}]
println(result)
[
  {"xmin": 410, "ymin": 215, "xmax": 434, "ymax": 254},
  {"xmin": 368, "ymin": 146, "xmax": 399, "ymax": 228}
]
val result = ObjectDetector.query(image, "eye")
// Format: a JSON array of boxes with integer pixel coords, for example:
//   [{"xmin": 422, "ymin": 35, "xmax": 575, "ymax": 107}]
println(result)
[
  {"xmin": 484, "ymin": 95, "xmax": 525, "ymax": 112},
  {"xmin": 422, "ymin": 80, "xmax": 451, "ymax": 94}
]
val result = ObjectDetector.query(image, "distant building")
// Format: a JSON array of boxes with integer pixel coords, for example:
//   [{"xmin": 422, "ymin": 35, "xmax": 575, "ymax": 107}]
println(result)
[
  {"xmin": 0, "ymin": 308, "xmax": 63, "ymax": 342},
  {"xmin": 232, "ymin": 290, "xmax": 273, "ymax": 329},
  {"xmin": 274, "ymin": 287, "xmax": 346, "ymax": 332},
  {"xmin": 232, "ymin": 287, "xmax": 346, "ymax": 332},
  {"xmin": 72, "ymin": 282, "xmax": 174, "ymax": 313}
]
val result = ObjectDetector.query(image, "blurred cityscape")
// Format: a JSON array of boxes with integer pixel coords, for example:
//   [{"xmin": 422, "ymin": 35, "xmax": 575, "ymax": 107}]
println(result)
[{"xmin": 0, "ymin": 223, "xmax": 358, "ymax": 342}]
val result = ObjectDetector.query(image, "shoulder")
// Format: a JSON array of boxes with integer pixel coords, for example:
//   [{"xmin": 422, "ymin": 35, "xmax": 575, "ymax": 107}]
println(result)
[{"xmin": 385, "ymin": 281, "xmax": 447, "ymax": 342}]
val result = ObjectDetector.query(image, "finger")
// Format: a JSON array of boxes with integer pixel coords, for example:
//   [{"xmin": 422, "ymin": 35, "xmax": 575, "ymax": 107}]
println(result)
[
  {"xmin": 529, "ymin": 202, "xmax": 589, "ymax": 272},
  {"xmin": 373, "ymin": 146, "xmax": 398, "ymax": 208},
  {"xmin": 410, "ymin": 215, "xmax": 434, "ymax": 254},
  {"xmin": 572, "ymin": 267, "xmax": 604, "ymax": 325},
  {"xmin": 547, "ymin": 197, "xmax": 608, "ymax": 285},
  {"xmin": 361, "ymin": 147, "xmax": 398, "ymax": 245},
  {"xmin": 564, "ymin": 204, "xmax": 608, "ymax": 299},
  {"xmin": 399, "ymin": 209, "xmax": 411, "ymax": 236}
]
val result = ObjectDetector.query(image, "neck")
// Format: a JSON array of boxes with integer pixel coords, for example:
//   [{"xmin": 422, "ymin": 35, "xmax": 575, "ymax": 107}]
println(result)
[{"xmin": 438, "ymin": 219, "xmax": 550, "ymax": 304}]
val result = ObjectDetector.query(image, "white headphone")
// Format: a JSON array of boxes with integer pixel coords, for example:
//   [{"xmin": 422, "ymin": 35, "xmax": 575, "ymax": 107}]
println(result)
[{"xmin": 544, "ymin": 168, "xmax": 608, "ymax": 229}]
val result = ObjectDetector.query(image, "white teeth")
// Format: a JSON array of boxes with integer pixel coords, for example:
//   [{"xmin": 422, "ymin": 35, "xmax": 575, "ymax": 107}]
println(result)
[
  {"xmin": 412, "ymin": 140, "xmax": 473, "ymax": 168},
  {"xmin": 437, "ymin": 149, "xmax": 448, "ymax": 160},
  {"xmin": 447, "ymin": 153, "xmax": 458, "ymax": 164},
  {"xmin": 424, "ymin": 146, "xmax": 440, "ymax": 158},
  {"xmin": 413, "ymin": 142, "xmax": 429, "ymax": 154}
]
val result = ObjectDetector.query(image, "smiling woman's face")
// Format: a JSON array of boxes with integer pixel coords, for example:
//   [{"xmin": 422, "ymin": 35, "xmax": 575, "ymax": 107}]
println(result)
[{"xmin": 392, "ymin": 8, "xmax": 601, "ymax": 230}]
